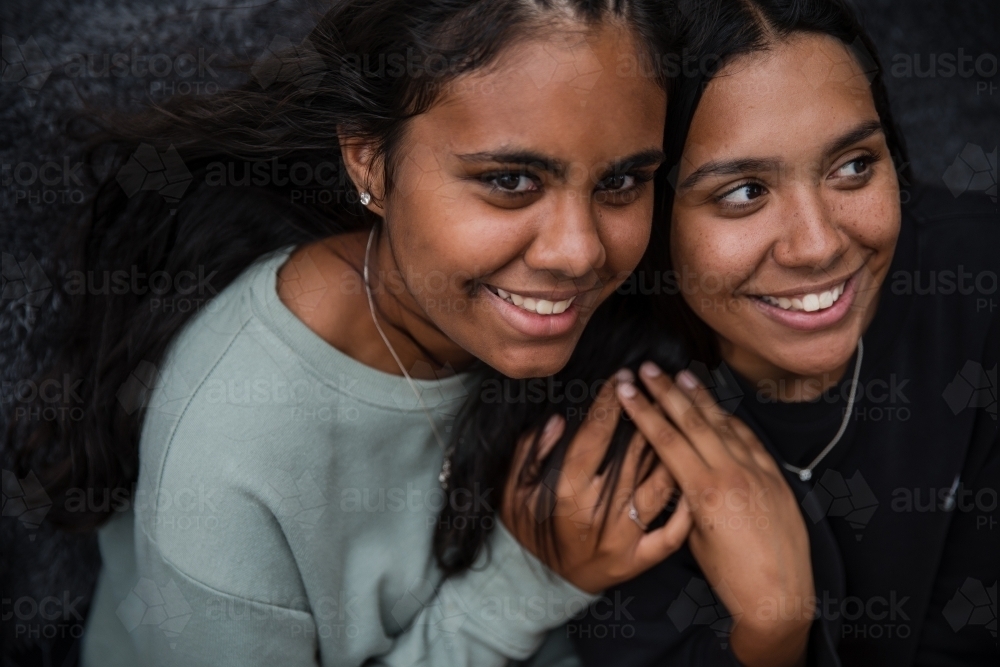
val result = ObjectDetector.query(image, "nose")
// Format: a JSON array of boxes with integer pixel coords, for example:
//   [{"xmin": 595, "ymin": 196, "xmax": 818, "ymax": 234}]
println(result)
[
  {"xmin": 523, "ymin": 193, "xmax": 606, "ymax": 279},
  {"xmin": 772, "ymin": 186, "xmax": 848, "ymax": 271}
]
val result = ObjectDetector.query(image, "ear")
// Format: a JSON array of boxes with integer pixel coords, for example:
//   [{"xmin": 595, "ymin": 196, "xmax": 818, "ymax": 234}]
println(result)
[{"xmin": 338, "ymin": 131, "xmax": 386, "ymax": 216}]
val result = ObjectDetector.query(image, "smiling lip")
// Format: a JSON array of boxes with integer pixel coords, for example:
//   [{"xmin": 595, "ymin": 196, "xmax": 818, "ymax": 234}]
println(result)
[
  {"xmin": 751, "ymin": 270, "xmax": 862, "ymax": 331},
  {"xmin": 482, "ymin": 286, "xmax": 582, "ymax": 338}
]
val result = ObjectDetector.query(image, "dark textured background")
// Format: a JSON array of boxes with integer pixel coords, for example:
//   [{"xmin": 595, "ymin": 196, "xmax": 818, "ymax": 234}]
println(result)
[{"xmin": 1, "ymin": 1, "xmax": 997, "ymax": 665}]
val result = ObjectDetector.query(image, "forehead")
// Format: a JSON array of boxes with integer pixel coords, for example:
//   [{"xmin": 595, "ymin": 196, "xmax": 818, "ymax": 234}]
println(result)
[
  {"xmin": 402, "ymin": 23, "xmax": 667, "ymax": 159},
  {"xmin": 685, "ymin": 33, "xmax": 878, "ymax": 160}
]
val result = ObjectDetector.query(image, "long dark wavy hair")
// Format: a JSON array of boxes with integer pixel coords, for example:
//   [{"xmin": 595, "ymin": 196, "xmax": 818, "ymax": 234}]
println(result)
[
  {"xmin": 434, "ymin": 0, "xmax": 912, "ymax": 576},
  {"xmin": 4, "ymin": 0, "xmax": 680, "ymax": 531}
]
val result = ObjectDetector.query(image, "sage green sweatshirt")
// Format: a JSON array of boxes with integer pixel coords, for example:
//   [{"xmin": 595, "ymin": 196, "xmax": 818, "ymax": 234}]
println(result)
[{"xmin": 80, "ymin": 247, "xmax": 596, "ymax": 667}]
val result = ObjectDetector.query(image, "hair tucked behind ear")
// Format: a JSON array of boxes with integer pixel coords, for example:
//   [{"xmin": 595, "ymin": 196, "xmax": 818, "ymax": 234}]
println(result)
[
  {"xmin": 5, "ymin": 0, "xmax": 677, "ymax": 532},
  {"xmin": 435, "ymin": 0, "xmax": 911, "ymax": 577}
]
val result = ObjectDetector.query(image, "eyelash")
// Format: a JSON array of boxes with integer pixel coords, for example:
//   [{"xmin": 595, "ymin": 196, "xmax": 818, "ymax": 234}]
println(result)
[
  {"xmin": 479, "ymin": 170, "xmax": 654, "ymax": 201},
  {"xmin": 834, "ymin": 150, "xmax": 881, "ymax": 180},
  {"xmin": 714, "ymin": 180, "xmax": 765, "ymax": 210},
  {"xmin": 712, "ymin": 150, "xmax": 883, "ymax": 210},
  {"xmin": 480, "ymin": 170, "xmax": 539, "ymax": 197}
]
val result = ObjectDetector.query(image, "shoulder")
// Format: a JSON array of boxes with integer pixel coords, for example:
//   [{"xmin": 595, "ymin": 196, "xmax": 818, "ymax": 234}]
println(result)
[{"xmin": 138, "ymin": 306, "xmax": 344, "ymax": 510}]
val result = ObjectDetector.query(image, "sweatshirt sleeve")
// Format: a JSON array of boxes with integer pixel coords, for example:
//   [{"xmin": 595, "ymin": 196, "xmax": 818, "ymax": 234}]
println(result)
[
  {"xmin": 123, "ymin": 505, "xmax": 596, "ymax": 667},
  {"xmin": 374, "ymin": 522, "xmax": 600, "ymax": 666}
]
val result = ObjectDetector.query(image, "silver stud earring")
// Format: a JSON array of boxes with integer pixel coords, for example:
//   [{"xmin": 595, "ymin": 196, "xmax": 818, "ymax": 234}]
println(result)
[{"xmin": 359, "ymin": 191, "xmax": 371, "ymax": 206}]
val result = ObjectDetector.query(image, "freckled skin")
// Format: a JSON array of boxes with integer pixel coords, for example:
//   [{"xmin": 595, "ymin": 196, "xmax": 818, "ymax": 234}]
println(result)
[
  {"xmin": 280, "ymin": 23, "xmax": 666, "ymax": 379},
  {"xmin": 671, "ymin": 34, "xmax": 901, "ymax": 398}
]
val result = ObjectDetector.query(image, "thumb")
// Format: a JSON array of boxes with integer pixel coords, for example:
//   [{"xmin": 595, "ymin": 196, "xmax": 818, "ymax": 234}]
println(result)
[{"xmin": 635, "ymin": 494, "xmax": 692, "ymax": 570}]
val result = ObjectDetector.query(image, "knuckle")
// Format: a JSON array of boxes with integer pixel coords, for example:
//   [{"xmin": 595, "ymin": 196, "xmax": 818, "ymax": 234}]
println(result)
[
  {"xmin": 680, "ymin": 408, "xmax": 707, "ymax": 432},
  {"xmin": 652, "ymin": 424, "xmax": 677, "ymax": 445}
]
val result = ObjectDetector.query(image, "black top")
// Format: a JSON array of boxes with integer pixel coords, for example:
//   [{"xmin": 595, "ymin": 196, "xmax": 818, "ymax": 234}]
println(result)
[
  {"xmin": 569, "ymin": 188, "xmax": 998, "ymax": 667},
  {"xmin": 730, "ymin": 352, "xmax": 856, "ymax": 472}
]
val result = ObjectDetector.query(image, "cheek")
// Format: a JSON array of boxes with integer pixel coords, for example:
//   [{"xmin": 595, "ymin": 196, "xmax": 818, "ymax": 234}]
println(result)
[
  {"xmin": 390, "ymin": 189, "xmax": 526, "ymax": 298},
  {"xmin": 837, "ymin": 188, "xmax": 901, "ymax": 256},
  {"xmin": 603, "ymin": 203, "xmax": 654, "ymax": 273},
  {"xmin": 671, "ymin": 214, "xmax": 763, "ymax": 295}
]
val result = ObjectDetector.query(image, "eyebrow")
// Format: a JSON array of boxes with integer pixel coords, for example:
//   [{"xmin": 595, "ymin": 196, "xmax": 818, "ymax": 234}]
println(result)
[
  {"xmin": 455, "ymin": 147, "xmax": 667, "ymax": 180},
  {"xmin": 824, "ymin": 119, "xmax": 884, "ymax": 156},
  {"xmin": 678, "ymin": 120, "xmax": 886, "ymax": 191}
]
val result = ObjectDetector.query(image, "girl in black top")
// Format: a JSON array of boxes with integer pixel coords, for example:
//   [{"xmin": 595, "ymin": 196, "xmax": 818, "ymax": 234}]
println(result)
[
  {"xmin": 561, "ymin": 1, "xmax": 999, "ymax": 665},
  {"xmin": 439, "ymin": 1, "xmax": 996, "ymax": 666}
]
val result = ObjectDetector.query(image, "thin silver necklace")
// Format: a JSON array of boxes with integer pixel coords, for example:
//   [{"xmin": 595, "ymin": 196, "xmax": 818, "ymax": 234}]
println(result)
[
  {"xmin": 781, "ymin": 338, "xmax": 864, "ymax": 482},
  {"xmin": 363, "ymin": 225, "xmax": 455, "ymax": 489}
]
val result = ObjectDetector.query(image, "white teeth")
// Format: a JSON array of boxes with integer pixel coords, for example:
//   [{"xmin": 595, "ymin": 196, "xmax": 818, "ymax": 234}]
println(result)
[
  {"xmin": 490, "ymin": 287, "xmax": 576, "ymax": 315},
  {"xmin": 761, "ymin": 282, "xmax": 846, "ymax": 313}
]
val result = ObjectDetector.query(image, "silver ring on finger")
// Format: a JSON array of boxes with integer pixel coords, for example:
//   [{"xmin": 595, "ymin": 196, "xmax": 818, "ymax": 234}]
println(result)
[{"xmin": 628, "ymin": 496, "xmax": 650, "ymax": 532}]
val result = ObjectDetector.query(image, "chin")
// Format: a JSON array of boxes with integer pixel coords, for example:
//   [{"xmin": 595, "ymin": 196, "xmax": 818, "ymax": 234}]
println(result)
[
  {"xmin": 774, "ymin": 345, "xmax": 856, "ymax": 379},
  {"xmin": 486, "ymin": 343, "xmax": 576, "ymax": 379}
]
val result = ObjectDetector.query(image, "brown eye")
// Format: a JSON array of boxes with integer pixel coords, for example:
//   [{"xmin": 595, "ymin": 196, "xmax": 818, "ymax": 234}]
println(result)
[
  {"xmin": 719, "ymin": 182, "xmax": 766, "ymax": 205},
  {"xmin": 598, "ymin": 173, "xmax": 635, "ymax": 191},
  {"xmin": 487, "ymin": 172, "xmax": 537, "ymax": 193},
  {"xmin": 835, "ymin": 157, "xmax": 871, "ymax": 177}
]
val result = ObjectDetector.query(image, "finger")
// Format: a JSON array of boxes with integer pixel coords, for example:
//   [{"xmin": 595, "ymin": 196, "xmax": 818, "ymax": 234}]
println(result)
[
  {"xmin": 630, "ymin": 463, "xmax": 675, "ymax": 528},
  {"xmin": 504, "ymin": 414, "xmax": 565, "ymax": 528},
  {"xmin": 616, "ymin": 380, "xmax": 707, "ymax": 488},
  {"xmin": 634, "ymin": 494, "xmax": 693, "ymax": 567},
  {"xmin": 509, "ymin": 414, "xmax": 565, "ymax": 488},
  {"xmin": 675, "ymin": 369, "xmax": 733, "ymax": 428},
  {"xmin": 618, "ymin": 429, "xmax": 649, "ymax": 492},
  {"xmin": 604, "ymin": 433, "xmax": 657, "ymax": 534},
  {"xmin": 636, "ymin": 363, "xmax": 730, "ymax": 467},
  {"xmin": 552, "ymin": 377, "xmax": 625, "ymax": 523},
  {"xmin": 727, "ymin": 417, "xmax": 783, "ymax": 474},
  {"xmin": 563, "ymin": 374, "xmax": 625, "ymax": 476}
]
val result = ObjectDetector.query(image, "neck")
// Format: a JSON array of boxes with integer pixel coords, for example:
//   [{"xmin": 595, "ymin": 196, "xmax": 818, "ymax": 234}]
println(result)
[
  {"xmin": 720, "ymin": 339, "xmax": 852, "ymax": 403},
  {"xmin": 277, "ymin": 229, "xmax": 474, "ymax": 380}
]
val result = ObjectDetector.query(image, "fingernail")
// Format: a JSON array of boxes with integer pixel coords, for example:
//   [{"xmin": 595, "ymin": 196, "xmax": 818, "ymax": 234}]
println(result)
[
  {"xmin": 640, "ymin": 361, "xmax": 662, "ymax": 378},
  {"xmin": 617, "ymin": 382, "xmax": 638, "ymax": 399},
  {"xmin": 542, "ymin": 414, "xmax": 560, "ymax": 437},
  {"xmin": 614, "ymin": 368, "xmax": 634, "ymax": 384},
  {"xmin": 677, "ymin": 370, "xmax": 700, "ymax": 391}
]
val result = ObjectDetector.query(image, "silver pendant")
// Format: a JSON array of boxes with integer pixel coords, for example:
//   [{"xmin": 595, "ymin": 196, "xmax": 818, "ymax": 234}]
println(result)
[{"xmin": 799, "ymin": 469, "xmax": 812, "ymax": 482}]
